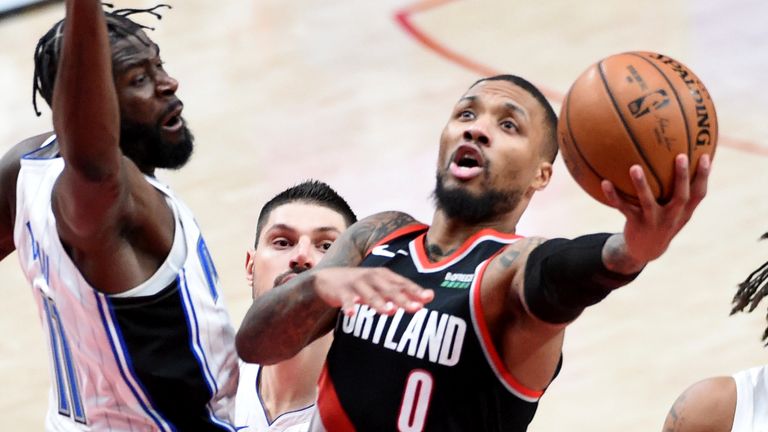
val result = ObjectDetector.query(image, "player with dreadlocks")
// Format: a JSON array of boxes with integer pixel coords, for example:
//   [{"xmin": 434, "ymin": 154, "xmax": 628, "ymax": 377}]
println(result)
[
  {"xmin": 662, "ymin": 235, "xmax": 768, "ymax": 431},
  {"xmin": 0, "ymin": 1, "xmax": 238, "ymax": 430}
]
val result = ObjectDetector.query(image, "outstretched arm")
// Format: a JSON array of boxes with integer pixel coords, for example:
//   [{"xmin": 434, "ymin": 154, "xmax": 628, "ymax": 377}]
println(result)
[
  {"xmin": 522, "ymin": 154, "xmax": 712, "ymax": 325},
  {"xmin": 51, "ymin": 0, "xmax": 125, "ymax": 241},
  {"xmin": 478, "ymin": 154, "xmax": 712, "ymax": 392},
  {"xmin": 236, "ymin": 211, "xmax": 434, "ymax": 365}
]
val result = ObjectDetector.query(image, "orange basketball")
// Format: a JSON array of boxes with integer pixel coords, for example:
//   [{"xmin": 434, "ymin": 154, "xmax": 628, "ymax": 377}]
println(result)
[{"xmin": 558, "ymin": 51, "xmax": 718, "ymax": 205}]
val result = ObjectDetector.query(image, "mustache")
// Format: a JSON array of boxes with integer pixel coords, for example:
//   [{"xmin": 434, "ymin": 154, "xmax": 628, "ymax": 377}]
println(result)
[{"xmin": 272, "ymin": 267, "xmax": 309, "ymax": 287}]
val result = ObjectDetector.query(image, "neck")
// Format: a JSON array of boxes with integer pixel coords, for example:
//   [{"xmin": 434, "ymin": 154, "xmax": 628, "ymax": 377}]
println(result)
[
  {"xmin": 425, "ymin": 207, "xmax": 523, "ymax": 262},
  {"xmin": 258, "ymin": 334, "xmax": 332, "ymax": 422}
]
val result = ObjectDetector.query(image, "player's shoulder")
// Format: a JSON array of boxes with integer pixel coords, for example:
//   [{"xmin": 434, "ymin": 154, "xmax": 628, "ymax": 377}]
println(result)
[
  {"xmin": 0, "ymin": 132, "xmax": 55, "ymax": 203},
  {"xmin": 664, "ymin": 376, "xmax": 736, "ymax": 432},
  {"xmin": 1, "ymin": 132, "xmax": 55, "ymax": 169},
  {"xmin": 350, "ymin": 211, "xmax": 425, "ymax": 248},
  {"xmin": 359, "ymin": 211, "xmax": 421, "ymax": 227}
]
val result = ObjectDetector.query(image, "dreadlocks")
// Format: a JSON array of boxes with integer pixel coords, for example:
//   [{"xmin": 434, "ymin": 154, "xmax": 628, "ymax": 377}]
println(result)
[
  {"xmin": 32, "ymin": 3, "xmax": 171, "ymax": 116},
  {"xmin": 731, "ymin": 231, "xmax": 768, "ymax": 345}
]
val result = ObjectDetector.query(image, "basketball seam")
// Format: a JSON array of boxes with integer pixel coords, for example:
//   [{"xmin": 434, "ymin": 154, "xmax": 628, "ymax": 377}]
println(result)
[
  {"xmin": 597, "ymin": 59, "xmax": 666, "ymax": 198},
  {"xmin": 628, "ymin": 52, "xmax": 693, "ymax": 162},
  {"xmin": 564, "ymin": 83, "xmax": 637, "ymax": 202}
]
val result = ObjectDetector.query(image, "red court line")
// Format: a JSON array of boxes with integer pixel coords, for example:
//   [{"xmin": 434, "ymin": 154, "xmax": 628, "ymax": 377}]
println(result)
[{"xmin": 393, "ymin": 0, "xmax": 768, "ymax": 156}]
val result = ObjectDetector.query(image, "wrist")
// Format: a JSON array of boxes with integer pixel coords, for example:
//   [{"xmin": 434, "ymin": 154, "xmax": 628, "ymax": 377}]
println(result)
[{"xmin": 602, "ymin": 233, "xmax": 647, "ymax": 274}]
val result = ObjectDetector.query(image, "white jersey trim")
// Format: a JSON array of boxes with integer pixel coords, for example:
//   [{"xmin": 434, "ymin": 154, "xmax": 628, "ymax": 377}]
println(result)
[
  {"xmin": 112, "ymin": 198, "xmax": 186, "ymax": 298},
  {"xmin": 407, "ymin": 234, "xmax": 521, "ymax": 273}
]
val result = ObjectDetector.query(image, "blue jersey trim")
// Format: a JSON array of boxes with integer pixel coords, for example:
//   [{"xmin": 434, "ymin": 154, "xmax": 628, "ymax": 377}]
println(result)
[
  {"xmin": 21, "ymin": 136, "xmax": 58, "ymax": 160},
  {"xmin": 178, "ymin": 271, "xmax": 236, "ymax": 431},
  {"xmin": 95, "ymin": 291, "xmax": 174, "ymax": 431},
  {"xmin": 42, "ymin": 297, "xmax": 70, "ymax": 416}
]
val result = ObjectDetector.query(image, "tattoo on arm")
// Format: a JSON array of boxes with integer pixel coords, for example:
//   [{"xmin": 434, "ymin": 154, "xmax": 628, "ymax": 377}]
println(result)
[
  {"xmin": 236, "ymin": 211, "xmax": 419, "ymax": 363},
  {"xmin": 602, "ymin": 234, "xmax": 646, "ymax": 274},
  {"xmin": 498, "ymin": 238, "xmax": 545, "ymax": 269},
  {"xmin": 663, "ymin": 390, "xmax": 688, "ymax": 432},
  {"xmin": 346, "ymin": 211, "xmax": 418, "ymax": 258}
]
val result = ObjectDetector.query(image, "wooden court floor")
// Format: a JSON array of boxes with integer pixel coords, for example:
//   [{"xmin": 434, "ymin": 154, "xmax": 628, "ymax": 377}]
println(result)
[{"xmin": 1, "ymin": 0, "xmax": 767, "ymax": 430}]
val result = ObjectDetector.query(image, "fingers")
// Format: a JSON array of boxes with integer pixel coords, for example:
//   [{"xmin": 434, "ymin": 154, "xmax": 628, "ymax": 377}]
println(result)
[
  {"xmin": 359, "ymin": 269, "xmax": 433, "ymax": 314},
  {"xmin": 319, "ymin": 268, "xmax": 433, "ymax": 317},
  {"xmin": 688, "ymin": 154, "xmax": 711, "ymax": 208},
  {"xmin": 601, "ymin": 165, "xmax": 655, "ymax": 215},
  {"xmin": 629, "ymin": 165, "xmax": 657, "ymax": 212},
  {"xmin": 668, "ymin": 154, "xmax": 691, "ymax": 206},
  {"xmin": 601, "ymin": 179, "xmax": 621, "ymax": 208}
]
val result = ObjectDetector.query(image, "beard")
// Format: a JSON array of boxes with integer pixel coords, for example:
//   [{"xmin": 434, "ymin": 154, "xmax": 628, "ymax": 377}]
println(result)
[
  {"xmin": 433, "ymin": 172, "xmax": 523, "ymax": 224},
  {"xmin": 119, "ymin": 117, "xmax": 194, "ymax": 172}
]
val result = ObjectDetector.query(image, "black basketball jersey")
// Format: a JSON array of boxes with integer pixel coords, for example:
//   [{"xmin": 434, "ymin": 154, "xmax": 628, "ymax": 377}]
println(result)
[{"xmin": 316, "ymin": 224, "xmax": 554, "ymax": 432}]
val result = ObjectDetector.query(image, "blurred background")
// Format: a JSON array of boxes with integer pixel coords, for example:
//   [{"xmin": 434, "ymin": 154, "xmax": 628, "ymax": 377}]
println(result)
[{"xmin": 1, "ymin": 0, "xmax": 767, "ymax": 430}]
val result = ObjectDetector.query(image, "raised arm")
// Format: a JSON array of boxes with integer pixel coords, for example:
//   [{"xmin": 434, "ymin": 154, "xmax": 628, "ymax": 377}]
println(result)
[
  {"xmin": 51, "ymin": 0, "xmax": 124, "ymax": 240},
  {"xmin": 236, "ymin": 211, "xmax": 434, "ymax": 365}
]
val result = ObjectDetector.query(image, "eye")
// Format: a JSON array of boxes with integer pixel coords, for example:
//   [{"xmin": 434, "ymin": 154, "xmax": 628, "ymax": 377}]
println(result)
[
  {"xmin": 500, "ymin": 119, "xmax": 519, "ymax": 132},
  {"xmin": 271, "ymin": 238, "xmax": 292, "ymax": 249},
  {"xmin": 457, "ymin": 110, "xmax": 475, "ymax": 121},
  {"xmin": 318, "ymin": 240, "xmax": 334, "ymax": 252},
  {"xmin": 131, "ymin": 74, "xmax": 147, "ymax": 86}
]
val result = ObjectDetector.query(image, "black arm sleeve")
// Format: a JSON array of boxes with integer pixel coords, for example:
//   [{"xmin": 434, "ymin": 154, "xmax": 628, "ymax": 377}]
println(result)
[{"xmin": 523, "ymin": 233, "xmax": 642, "ymax": 324}]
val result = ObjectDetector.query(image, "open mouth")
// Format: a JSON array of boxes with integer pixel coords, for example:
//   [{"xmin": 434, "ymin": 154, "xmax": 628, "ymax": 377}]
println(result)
[
  {"xmin": 448, "ymin": 144, "xmax": 485, "ymax": 180},
  {"xmin": 161, "ymin": 103, "xmax": 184, "ymax": 132}
]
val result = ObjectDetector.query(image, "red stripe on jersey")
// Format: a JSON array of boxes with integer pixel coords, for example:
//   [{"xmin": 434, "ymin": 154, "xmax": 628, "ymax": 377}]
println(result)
[
  {"xmin": 364, "ymin": 223, "xmax": 428, "ymax": 257},
  {"xmin": 412, "ymin": 229, "xmax": 522, "ymax": 270},
  {"xmin": 317, "ymin": 364, "xmax": 356, "ymax": 432},
  {"xmin": 471, "ymin": 254, "xmax": 544, "ymax": 401}
]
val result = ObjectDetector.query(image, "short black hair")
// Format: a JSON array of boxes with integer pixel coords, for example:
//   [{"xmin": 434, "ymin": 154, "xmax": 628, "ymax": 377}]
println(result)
[
  {"xmin": 470, "ymin": 74, "xmax": 558, "ymax": 163},
  {"xmin": 32, "ymin": 4, "xmax": 170, "ymax": 116},
  {"xmin": 254, "ymin": 180, "xmax": 357, "ymax": 248}
]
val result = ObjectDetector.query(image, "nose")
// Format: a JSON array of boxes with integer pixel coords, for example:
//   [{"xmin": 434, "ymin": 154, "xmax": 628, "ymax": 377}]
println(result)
[
  {"xmin": 289, "ymin": 237, "xmax": 314, "ymax": 272},
  {"xmin": 156, "ymin": 72, "xmax": 179, "ymax": 97},
  {"xmin": 463, "ymin": 127, "xmax": 490, "ymax": 146}
]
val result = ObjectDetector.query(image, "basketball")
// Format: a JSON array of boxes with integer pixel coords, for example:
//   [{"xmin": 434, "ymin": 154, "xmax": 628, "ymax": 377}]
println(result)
[{"xmin": 558, "ymin": 51, "xmax": 718, "ymax": 205}]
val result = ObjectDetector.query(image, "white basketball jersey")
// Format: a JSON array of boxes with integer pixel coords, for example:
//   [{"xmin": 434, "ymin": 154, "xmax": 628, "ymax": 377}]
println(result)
[
  {"xmin": 235, "ymin": 363, "xmax": 314, "ymax": 432},
  {"xmin": 732, "ymin": 365, "xmax": 768, "ymax": 432},
  {"xmin": 13, "ymin": 138, "xmax": 239, "ymax": 431}
]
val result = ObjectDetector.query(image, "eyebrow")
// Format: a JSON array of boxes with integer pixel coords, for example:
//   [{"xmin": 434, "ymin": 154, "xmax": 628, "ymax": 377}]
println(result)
[
  {"xmin": 266, "ymin": 224, "xmax": 342, "ymax": 234},
  {"xmin": 113, "ymin": 45, "xmax": 160, "ymax": 73},
  {"xmin": 458, "ymin": 96, "xmax": 529, "ymax": 120},
  {"xmin": 503, "ymin": 102, "xmax": 528, "ymax": 120}
]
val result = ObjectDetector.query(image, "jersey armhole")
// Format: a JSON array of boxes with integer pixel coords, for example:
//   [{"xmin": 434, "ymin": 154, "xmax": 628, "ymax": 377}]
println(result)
[{"xmin": 468, "ymin": 253, "xmax": 545, "ymax": 403}]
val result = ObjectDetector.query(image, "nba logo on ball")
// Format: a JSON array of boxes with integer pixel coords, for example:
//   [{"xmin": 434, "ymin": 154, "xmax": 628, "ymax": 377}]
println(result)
[
  {"xmin": 627, "ymin": 89, "xmax": 670, "ymax": 119},
  {"xmin": 558, "ymin": 51, "xmax": 718, "ymax": 206}
]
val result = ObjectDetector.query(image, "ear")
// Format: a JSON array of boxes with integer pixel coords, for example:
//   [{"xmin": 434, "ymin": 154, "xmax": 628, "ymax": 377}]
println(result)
[
  {"xmin": 245, "ymin": 249, "xmax": 255, "ymax": 284},
  {"xmin": 531, "ymin": 160, "xmax": 553, "ymax": 191}
]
